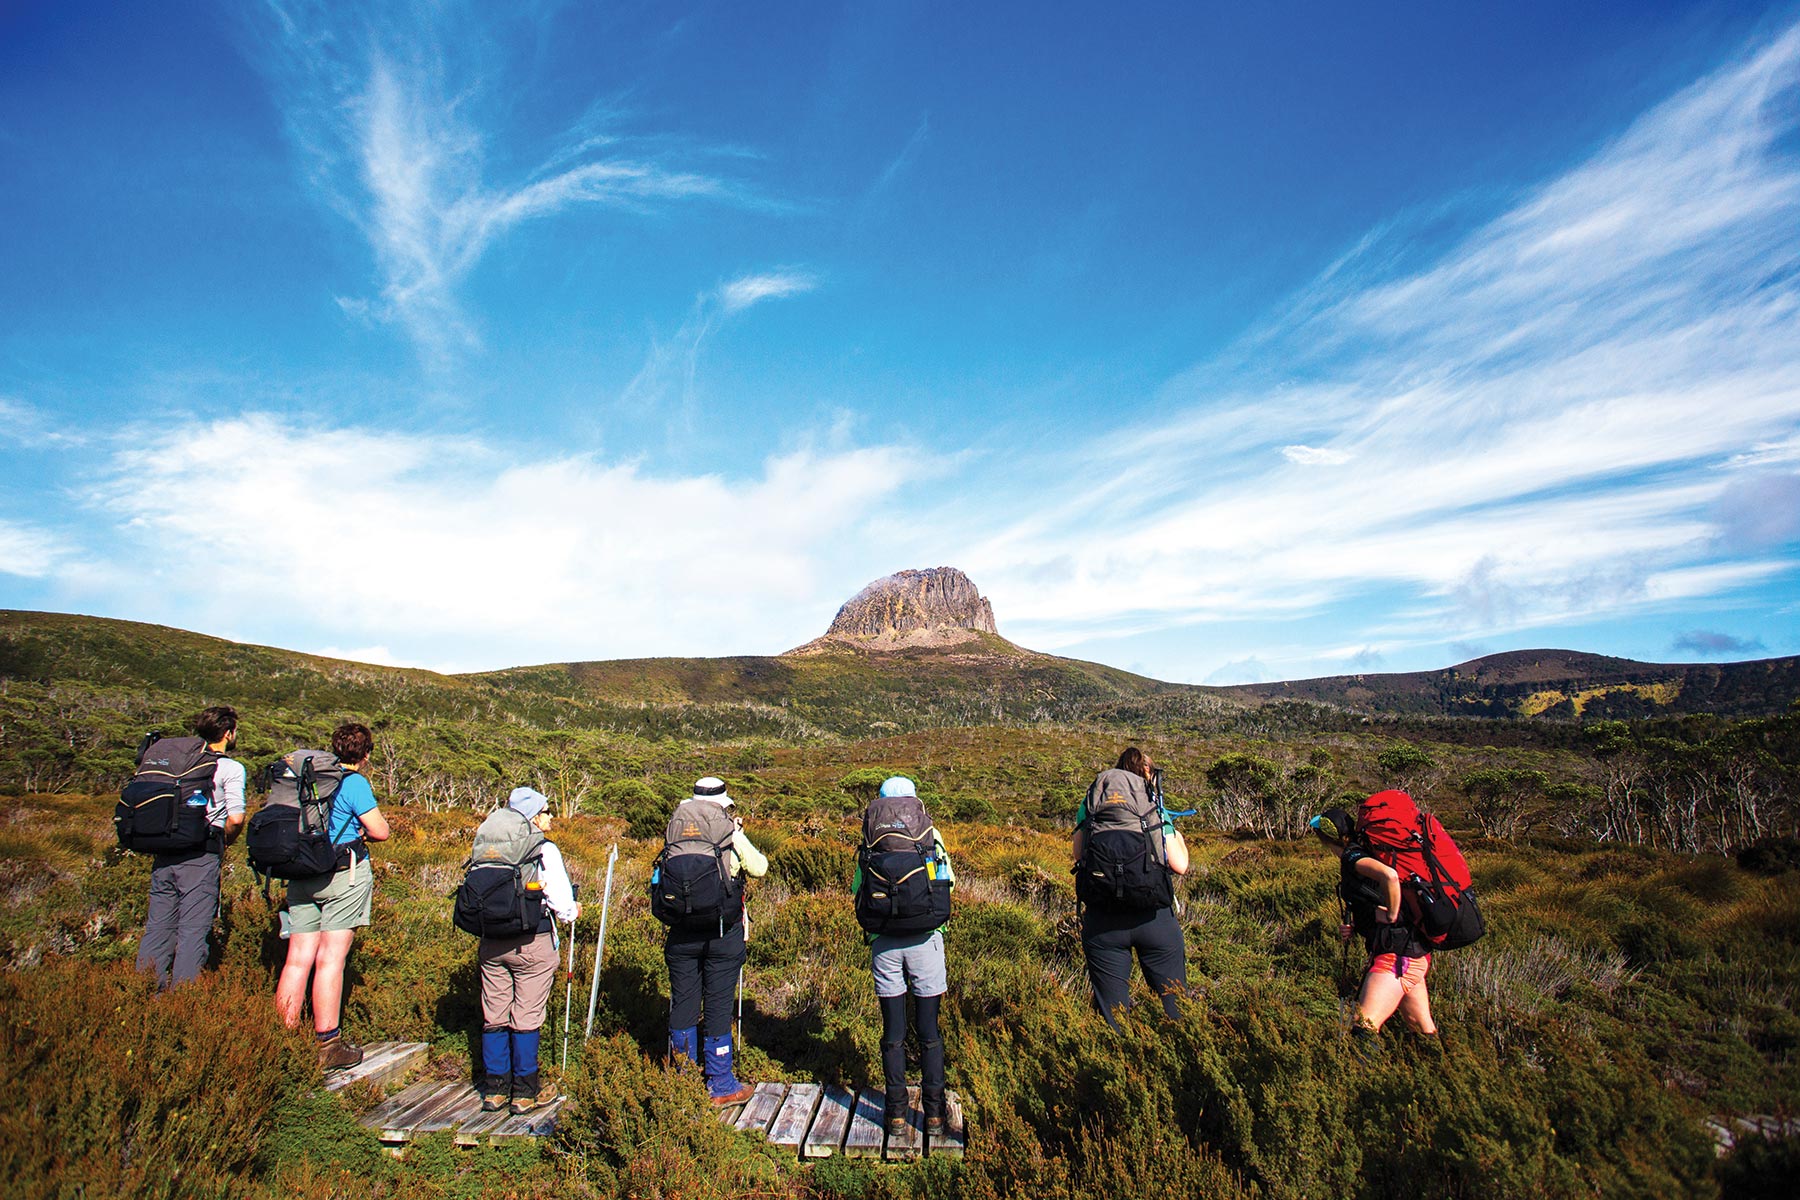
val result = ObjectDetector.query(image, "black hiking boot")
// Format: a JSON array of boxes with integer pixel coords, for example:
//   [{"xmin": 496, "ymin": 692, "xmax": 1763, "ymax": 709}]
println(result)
[
  {"xmin": 481, "ymin": 1074, "xmax": 512, "ymax": 1112},
  {"xmin": 922, "ymin": 1087, "xmax": 946, "ymax": 1137},
  {"xmin": 318, "ymin": 1035, "xmax": 363, "ymax": 1073},
  {"xmin": 510, "ymin": 1071, "xmax": 557, "ymax": 1115},
  {"xmin": 884, "ymin": 1087, "xmax": 910, "ymax": 1139}
]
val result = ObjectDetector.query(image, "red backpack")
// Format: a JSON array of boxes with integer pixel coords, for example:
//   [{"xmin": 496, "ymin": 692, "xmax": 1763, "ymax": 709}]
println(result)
[{"xmin": 1357, "ymin": 790, "xmax": 1485, "ymax": 951}]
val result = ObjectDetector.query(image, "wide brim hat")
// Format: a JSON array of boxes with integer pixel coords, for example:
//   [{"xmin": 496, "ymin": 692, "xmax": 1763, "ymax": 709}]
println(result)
[{"xmin": 693, "ymin": 776, "xmax": 734, "ymax": 807}]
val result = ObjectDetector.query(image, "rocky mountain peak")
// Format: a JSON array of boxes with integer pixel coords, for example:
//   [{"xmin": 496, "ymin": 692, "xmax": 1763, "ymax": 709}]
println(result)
[{"xmin": 795, "ymin": 567, "xmax": 998, "ymax": 652}]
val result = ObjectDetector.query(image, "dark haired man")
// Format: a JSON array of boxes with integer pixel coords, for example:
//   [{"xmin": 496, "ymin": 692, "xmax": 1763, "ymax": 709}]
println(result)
[{"xmin": 137, "ymin": 705, "xmax": 245, "ymax": 988}]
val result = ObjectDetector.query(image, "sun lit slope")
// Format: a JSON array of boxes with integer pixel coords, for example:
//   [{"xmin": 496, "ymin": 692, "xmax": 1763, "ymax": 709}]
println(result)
[
  {"xmin": 465, "ymin": 630, "xmax": 1236, "ymax": 734},
  {"xmin": 1230, "ymin": 648, "xmax": 1800, "ymax": 720},
  {"xmin": 0, "ymin": 611, "xmax": 1235, "ymax": 737}
]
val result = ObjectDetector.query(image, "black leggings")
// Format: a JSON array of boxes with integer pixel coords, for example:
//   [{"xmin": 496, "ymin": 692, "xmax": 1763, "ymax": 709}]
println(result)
[
  {"xmin": 878, "ymin": 993, "xmax": 944, "ymax": 1102},
  {"xmin": 1081, "ymin": 905, "xmax": 1187, "ymax": 1029}
]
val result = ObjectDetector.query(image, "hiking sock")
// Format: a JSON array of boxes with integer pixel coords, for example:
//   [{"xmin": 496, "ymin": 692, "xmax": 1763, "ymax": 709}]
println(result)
[
  {"xmin": 509, "ymin": 1028, "xmax": 541, "ymax": 1078},
  {"xmin": 482, "ymin": 1027, "xmax": 511, "ymax": 1078},
  {"xmin": 315, "ymin": 1027, "xmax": 340, "ymax": 1044}
]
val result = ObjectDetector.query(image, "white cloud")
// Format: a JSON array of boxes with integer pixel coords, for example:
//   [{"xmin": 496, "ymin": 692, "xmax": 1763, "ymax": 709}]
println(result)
[
  {"xmin": 255, "ymin": 1, "xmax": 754, "ymax": 364},
  {"xmin": 0, "ymin": 519, "xmax": 63, "ymax": 579},
  {"xmin": 963, "ymin": 22, "xmax": 1800, "ymax": 656},
  {"xmin": 718, "ymin": 271, "xmax": 817, "ymax": 314},
  {"xmin": 1281, "ymin": 445, "xmax": 1350, "ymax": 466},
  {"xmin": 86, "ymin": 414, "xmax": 912, "ymax": 668}
]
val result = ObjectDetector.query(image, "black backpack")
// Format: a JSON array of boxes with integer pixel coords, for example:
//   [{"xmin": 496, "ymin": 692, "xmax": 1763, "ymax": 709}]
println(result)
[
  {"xmin": 453, "ymin": 809, "xmax": 549, "ymax": 939},
  {"xmin": 246, "ymin": 750, "xmax": 346, "ymax": 881},
  {"xmin": 855, "ymin": 794, "xmax": 952, "ymax": 936},
  {"xmin": 650, "ymin": 799, "xmax": 744, "ymax": 933},
  {"xmin": 115, "ymin": 732, "xmax": 220, "ymax": 855},
  {"xmin": 1074, "ymin": 768, "xmax": 1174, "ymax": 912}
]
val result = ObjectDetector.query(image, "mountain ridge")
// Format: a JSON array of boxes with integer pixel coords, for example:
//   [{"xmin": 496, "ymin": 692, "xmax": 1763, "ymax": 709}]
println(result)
[{"xmin": 4, "ymin": 608, "xmax": 1798, "ymax": 725}]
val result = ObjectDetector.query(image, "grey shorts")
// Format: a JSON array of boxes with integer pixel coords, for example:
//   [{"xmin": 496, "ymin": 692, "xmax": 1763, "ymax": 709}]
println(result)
[
  {"xmin": 870, "ymin": 929, "xmax": 946, "ymax": 999},
  {"xmin": 286, "ymin": 855, "xmax": 375, "ymax": 933}
]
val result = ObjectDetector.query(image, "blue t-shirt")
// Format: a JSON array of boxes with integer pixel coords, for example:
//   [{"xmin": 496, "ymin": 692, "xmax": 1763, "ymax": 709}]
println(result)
[{"xmin": 328, "ymin": 772, "xmax": 380, "ymax": 846}]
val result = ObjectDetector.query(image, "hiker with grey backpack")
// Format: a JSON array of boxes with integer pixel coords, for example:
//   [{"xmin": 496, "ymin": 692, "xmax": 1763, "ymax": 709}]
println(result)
[
  {"xmin": 256, "ymin": 722, "xmax": 389, "ymax": 1071},
  {"xmin": 650, "ymin": 776, "xmax": 766, "ymax": 1105},
  {"xmin": 122, "ymin": 705, "xmax": 247, "ymax": 989},
  {"xmin": 853, "ymin": 775, "xmax": 954, "ymax": 1139},
  {"xmin": 1072, "ymin": 747, "xmax": 1191, "ymax": 1029},
  {"xmin": 453, "ymin": 787, "xmax": 580, "ymax": 1115}
]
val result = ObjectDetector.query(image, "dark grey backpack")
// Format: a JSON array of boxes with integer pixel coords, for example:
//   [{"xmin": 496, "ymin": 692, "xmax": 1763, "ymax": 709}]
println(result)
[
  {"xmin": 650, "ymin": 800, "xmax": 744, "ymax": 933},
  {"xmin": 1075, "ymin": 768, "xmax": 1172, "ymax": 911},
  {"xmin": 855, "ymin": 795, "xmax": 951, "ymax": 935}
]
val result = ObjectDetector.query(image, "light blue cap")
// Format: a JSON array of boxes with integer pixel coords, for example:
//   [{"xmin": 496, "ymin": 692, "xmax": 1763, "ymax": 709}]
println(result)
[
  {"xmin": 508, "ymin": 786, "xmax": 549, "ymax": 819},
  {"xmin": 879, "ymin": 776, "xmax": 917, "ymax": 798}
]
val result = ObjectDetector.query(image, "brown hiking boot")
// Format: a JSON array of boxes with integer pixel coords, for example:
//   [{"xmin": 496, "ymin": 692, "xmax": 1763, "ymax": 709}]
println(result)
[
  {"xmin": 709, "ymin": 1080, "xmax": 755, "ymax": 1107},
  {"xmin": 923, "ymin": 1088, "xmax": 946, "ymax": 1137},
  {"xmin": 318, "ymin": 1036, "xmax": 363, "ymax": 1072},
  {"xmin": 481, "ymin": 1074, "xmax": 512, "ymax": 1112},
  {"xmin": 510, "ymin": 1071, "xmax": 558, "ymax": 1115}
]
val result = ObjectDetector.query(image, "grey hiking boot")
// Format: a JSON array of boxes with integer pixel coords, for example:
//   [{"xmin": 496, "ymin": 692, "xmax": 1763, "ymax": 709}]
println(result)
[
  {"xmin": 318, "ymin": 1035, "xmax": 364, "ymax": 1073},
  {"xmin": 510, "ymin": 1071, "xmax": 557, "ymax": 1115},
  {"xmin": 481, "ymin": 1074, "xmax": 512, "ymax": 1112}
]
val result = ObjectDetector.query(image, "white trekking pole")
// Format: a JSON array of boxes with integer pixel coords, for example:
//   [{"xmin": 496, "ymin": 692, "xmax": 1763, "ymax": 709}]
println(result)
[
  {"xmin": 583, "ymin": 843, "xmax": 618, "ymax": 1040},
  {"xmin": 560, "ymin": 908, "xmax": 577, "ymax": 1072}
]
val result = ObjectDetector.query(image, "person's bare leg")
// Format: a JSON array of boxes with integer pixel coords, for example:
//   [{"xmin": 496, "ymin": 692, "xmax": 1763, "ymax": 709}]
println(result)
[
  {"xmin": 276, "ymin": 932, "xmax": 321, "ymax": 1028},
  {"xmin": 1397, "ymin": 979, "xmax": 1438, "ymax": 1034},
  {"xmin": 309, "ymin": 930, "xmax": 356, "ymax": 1033},
  {"xmin": 1356, "ymin": 969, "xmax": 1405, "ymax": 1032}
]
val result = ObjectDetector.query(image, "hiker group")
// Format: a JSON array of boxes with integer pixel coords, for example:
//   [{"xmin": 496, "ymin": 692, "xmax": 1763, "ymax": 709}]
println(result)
[{"xmin": 122, "ymin": 711, "xmax": 1481, "ymax": 1128}]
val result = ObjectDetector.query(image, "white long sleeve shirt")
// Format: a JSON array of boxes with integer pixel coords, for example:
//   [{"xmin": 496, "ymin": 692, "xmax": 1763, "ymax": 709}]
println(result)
[{"xmin": 536, "ymin": 839, "xmax": 579, "ymax": 922}]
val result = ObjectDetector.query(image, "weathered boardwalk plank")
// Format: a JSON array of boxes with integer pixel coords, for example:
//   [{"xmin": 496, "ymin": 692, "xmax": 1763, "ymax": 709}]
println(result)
[
  {"xmin": 360, "ymin": 1076, "xmax": 564, "ymax": 1144},
  {"xmin": 367, "ymin": 1080, "xmax": 467, "ymax": 1139},
  {"xmin": 802, "ymin": 1085, "xmax": 856, "ymax": 1158},
  {"xmin": 842, "ymin": 1087, "xmax": 887, "ymax": 1158},
  {"xmin": 325, "ymin": 1041, "xmax": 430, "ymax": 1093},
  {"xmin": 768, "ymin": 1083, "xmax": 822, "ymax": 1150},
  {"xmin": 733, "ymin": 1083, "xmax": 789, "ymax": 1135},
  {"xmin": 884, "ymin": 1087, "xmax": 924, "ymax": 1161},
  {"xmin": 366, "ymin": 1073, "xmax": 965, "ymax": 1155},
  {"xmin": 930, "ymin": 1091, "xmax": 967, "ymax": 1159}
]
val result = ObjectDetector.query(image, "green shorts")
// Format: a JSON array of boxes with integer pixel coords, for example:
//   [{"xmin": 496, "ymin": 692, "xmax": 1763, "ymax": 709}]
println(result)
[{"xmin": 286, "ymin": 855, "xmax": 375, "ymax": 933}]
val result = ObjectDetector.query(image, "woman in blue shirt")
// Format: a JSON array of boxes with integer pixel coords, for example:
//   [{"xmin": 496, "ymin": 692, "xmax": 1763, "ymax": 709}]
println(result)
[{"xmin": 275, "ymin": 722, "xmax": 391, "ymax": 1071}]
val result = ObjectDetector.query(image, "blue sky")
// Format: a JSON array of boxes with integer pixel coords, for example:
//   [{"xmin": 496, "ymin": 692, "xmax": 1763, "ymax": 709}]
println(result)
[{"xmin": 3, "ymin": 1, "xmax": 1798, "ymax": 683}]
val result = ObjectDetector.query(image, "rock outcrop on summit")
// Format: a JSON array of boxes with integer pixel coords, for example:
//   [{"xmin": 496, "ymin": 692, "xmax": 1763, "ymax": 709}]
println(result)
[{"xmin": 790, "ymin": 567, "xmax": 999, "ymax": 652}]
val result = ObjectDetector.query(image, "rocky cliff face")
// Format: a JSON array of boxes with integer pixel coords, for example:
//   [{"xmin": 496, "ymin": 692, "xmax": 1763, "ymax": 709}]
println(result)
[{"xmin": 795, "ymin": 567, "xmax": 998, "ymax": 651}]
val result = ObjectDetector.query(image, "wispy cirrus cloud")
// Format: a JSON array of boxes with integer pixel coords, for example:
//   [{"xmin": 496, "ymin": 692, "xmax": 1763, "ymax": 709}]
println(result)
[
  {"xmin": 622, "ymin": 269, "xmax": 819, "ymax": 430},
  {"xmin": 253, "ymin": 1, "xmax": 753, "ymax": 364},
  {"xmin": 965, "ymin": 23, "xmax": 1800, "ymax": 674}
]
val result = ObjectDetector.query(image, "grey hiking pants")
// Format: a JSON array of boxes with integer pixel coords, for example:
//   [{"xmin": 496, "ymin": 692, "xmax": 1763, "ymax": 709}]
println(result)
[
  {"xmin": 1081, "ymin": 904, "xmax": 1187, "ymax": 1030},
  {"xmin": 137, "ymin": 850, "xmax": 222, "ymax": 988}
]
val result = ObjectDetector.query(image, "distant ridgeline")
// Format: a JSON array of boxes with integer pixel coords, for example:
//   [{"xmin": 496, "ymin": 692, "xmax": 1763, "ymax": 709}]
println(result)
[{"xmin": 2, "ymin": 572, "xmax": 1797, "ymax": 799}]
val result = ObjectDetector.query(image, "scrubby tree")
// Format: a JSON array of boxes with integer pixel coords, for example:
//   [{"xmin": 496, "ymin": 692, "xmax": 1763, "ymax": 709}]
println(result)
[
  {"xmin": 1460, "ymin": 766, "xmax": 1547, "ymax": 839},
  {"xmin": 1376, "ymin": 741, "xmax": 1435, "ymax": 793},
  {"xmin": 1205, "ymin": 752, "xmax": 1279, "ymax": 835}
]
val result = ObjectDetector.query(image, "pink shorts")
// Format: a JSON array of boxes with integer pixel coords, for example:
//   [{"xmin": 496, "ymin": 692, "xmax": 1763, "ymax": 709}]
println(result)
[{"xmin": 1367, "ymin": 952, "xmax": 1431, "ymax": 994}]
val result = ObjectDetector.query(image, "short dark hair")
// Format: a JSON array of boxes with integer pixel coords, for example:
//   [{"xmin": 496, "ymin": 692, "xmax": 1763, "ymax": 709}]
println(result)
[
  {"xmin": 194, "ymin": 706, "xmax": 238, "ymax": 743},
  {"xmin": 1115, "ymin": 746, "xmax": 1149, "ymax": 777},
  {"xmin": 331, "ymin": 722, "xmax": 374, "ymax": 764}
]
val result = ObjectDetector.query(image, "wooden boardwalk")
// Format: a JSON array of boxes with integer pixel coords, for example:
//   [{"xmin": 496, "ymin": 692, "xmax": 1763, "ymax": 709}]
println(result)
[
  {"xmin": 325, "ymin": 1041, "xmax": 431, "ymax": 1093},
  {"xmin": 333, "ymin": 1044, "xmax": 966, "ymax": 1160},
  {"xmin": 718, "ymin": 1083, "xmax": 966, "ymax": 1160},
  {"xmin": 353, "ymin": 1049, "xmax": 567, "ymax": 1146}
]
